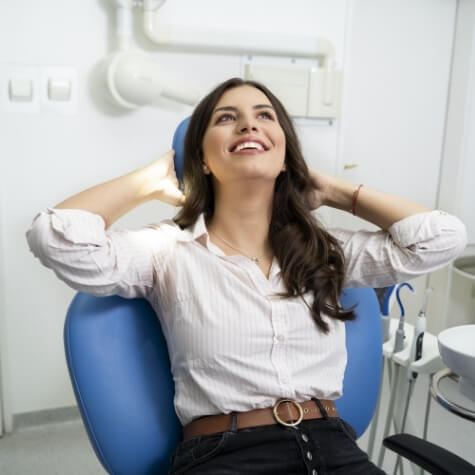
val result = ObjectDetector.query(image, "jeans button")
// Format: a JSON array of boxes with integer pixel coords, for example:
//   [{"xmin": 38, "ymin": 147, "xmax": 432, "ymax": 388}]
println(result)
[
  {"xmin": 306, "ymin": 451, "xmax": 312, "ymax": 460},
  {"xmin": 301, "ymin": 433, "xmax": 309, "ymax": 442}
]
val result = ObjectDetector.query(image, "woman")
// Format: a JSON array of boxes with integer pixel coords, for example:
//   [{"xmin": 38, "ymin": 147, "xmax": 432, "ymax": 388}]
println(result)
[{"xmin": 27, "ymin": 78, "xmax": 467, "ymax": 474}]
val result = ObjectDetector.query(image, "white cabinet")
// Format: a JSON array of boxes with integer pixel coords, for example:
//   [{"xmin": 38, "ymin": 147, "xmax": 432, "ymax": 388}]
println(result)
[{"xmin": 330, "ymin": 0, "xmax": 457, "ymax": 230}]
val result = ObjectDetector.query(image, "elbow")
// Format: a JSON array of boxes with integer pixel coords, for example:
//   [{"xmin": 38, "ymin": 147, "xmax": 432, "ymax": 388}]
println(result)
[
  {"xmin": 25, "ymin": 212, "xmax": 50, "ymax": 262},
  {"xmin": 443, "ymin": 215, "xmax": 468, "ymax": 261},
  {"xmin": 399, "ymin": 216, "xmax": 468, "ymax": 275}
]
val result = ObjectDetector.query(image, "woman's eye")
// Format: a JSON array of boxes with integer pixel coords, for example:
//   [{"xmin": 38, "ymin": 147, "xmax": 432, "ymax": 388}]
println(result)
[
  {"xmin": 217, "ymin": 113, "xmax": 234, "ymax": 123},
  {"xmin": 258, "ymin": 111, "xmax": 274, "ymax": 120}
]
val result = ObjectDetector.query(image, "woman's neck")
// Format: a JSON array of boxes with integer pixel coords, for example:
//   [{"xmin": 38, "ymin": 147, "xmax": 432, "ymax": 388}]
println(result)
[{"xmin": 206, "ymin": 203, "xmax": 273, "ymax": 258}]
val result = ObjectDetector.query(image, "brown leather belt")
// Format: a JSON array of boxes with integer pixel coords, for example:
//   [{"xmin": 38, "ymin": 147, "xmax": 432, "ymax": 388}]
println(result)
[{"xmin": 182, "ymin": 398, "xmax": 338, "ymax": 440}]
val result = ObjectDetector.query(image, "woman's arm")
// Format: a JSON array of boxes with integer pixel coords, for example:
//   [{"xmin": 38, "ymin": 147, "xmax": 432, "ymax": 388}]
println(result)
[
  {"xmin": 54, "ymin": 150, "xmax": 185, "ymax": 229},
  {"xmin": 26, "ymin": 150, "xmax": 185, "ymax": 298},
  {"xmin": 308, "ymin": 169, "xmax": 430, "ymax": 230},
  {"xmin": 308, "ymin": 168, "xmax": 467, "ymax": 287}
]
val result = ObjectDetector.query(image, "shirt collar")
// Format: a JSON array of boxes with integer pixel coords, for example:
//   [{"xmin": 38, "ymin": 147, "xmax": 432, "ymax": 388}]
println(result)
[
  {"xmin": 174, "ymin": 212, "xmax": 207, "ymax": 241},
  {"xmin": 172, "ymin": 212, "xmax": 281, "ymax": 277},
  {"xmin": 173, "ymin": 212, "xmax": 217, "ymax": 252}
]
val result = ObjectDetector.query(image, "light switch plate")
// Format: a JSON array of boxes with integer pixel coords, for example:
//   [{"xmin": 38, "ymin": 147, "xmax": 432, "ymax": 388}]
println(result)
[
  {"xmin": 40, "ymin": 67, "xmax": 78, "ymax": 114},
  {"xmin": 0, "ymin": 64, "xmax": 41, "ymax": 114}
]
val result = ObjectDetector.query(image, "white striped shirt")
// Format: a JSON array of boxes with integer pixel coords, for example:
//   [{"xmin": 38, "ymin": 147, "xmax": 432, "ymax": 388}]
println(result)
[{"xmin": 26, "ymin": 208, "xmax": 466, "ymax": 426}]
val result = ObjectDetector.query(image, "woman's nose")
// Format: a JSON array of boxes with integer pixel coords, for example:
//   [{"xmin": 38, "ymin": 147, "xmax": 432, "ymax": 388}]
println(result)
[
  {"xmin": 239, "ymin": 125, "xmax": 257, "ymax": 132},
  {"xmin": 237, "ymin": 115, "xmax": 258, "ymax": 133}
]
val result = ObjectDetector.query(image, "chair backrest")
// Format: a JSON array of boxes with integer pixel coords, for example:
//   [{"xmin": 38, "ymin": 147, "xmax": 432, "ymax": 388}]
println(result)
[
  {"xmin": 337, "ymin": 288, "xmax": 383, "ymax": 434},
  {"xmin": 64, "ymin": 288, "xmax": 382, "ymax": 475}
]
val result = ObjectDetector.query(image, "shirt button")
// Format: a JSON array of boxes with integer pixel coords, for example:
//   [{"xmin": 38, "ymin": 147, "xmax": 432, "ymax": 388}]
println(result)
[
  {"xmin": 312, "ymin": 470, "xmax": 318, "ymax": 475},
  {"xmin": 306, "ymin": 451, "xmax": 313, "ymax": 460},
  {"xmin": 301, "ymin": 433, "xmax": 309, "ymax": 442},
  {"xmin": 276, "ymin": 334, "xmax": 285, "ymax": 342}
]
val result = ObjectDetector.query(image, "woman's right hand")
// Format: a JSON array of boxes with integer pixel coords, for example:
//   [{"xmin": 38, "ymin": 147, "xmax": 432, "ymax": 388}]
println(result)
[{"xmin": 142, "ymin": 149, "xmax": 186, "ymax": 207}]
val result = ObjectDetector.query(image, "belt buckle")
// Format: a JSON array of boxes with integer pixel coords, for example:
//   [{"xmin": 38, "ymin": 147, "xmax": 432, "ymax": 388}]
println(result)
[{"xmin": 273, "ymin": 398, "xmax": 304, "ymax": 427}]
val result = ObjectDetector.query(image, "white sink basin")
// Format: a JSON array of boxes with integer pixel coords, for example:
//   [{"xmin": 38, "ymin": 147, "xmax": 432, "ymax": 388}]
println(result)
[{"xmin": 438, "ymin": 324, "xmax": 475, "ymax": 401}]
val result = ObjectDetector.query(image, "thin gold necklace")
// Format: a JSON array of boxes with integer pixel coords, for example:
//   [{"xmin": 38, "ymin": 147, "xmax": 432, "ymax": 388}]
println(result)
[{"xmin": 208, "ymin": 228, "xmax": 264, "ymax": 264}]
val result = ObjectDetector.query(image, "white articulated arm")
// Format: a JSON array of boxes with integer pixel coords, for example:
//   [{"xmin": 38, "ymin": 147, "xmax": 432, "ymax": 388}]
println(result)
[
  {"xmin": 142, "ymin": 1, "xmax": 336, "ymax": 66},
  {"xmin": 105, "ymin": 0, "xmax": 340, "ymax": 113},
  {"xmin": 104, "ymin": 48, "xmax": 199, "ymax": 108}
]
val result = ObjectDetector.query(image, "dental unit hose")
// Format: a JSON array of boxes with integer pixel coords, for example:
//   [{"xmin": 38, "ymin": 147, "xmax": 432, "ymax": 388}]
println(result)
[
  {"xmin": 393, "ymin": 282, "xmax": 414, "ymax": 353},
  {"xmin": 379, "ymin": 285, "xmax": 395, "ymax": 342}
]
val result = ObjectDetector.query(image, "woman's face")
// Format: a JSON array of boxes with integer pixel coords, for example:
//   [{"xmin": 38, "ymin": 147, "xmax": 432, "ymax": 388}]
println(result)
[{"xmin": 201, "ymin": 85, "xmax": 286, "ymax": 186}]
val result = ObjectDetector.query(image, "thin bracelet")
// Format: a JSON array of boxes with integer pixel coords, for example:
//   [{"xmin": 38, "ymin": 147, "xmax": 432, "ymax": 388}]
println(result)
[{"xmin": 351, "ymin": 184, "xmax": 363, "ymax": 215}]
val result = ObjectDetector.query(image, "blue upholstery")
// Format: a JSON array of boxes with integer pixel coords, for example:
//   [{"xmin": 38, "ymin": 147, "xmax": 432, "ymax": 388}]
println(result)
[
  {"xmin": 337, "ymin": 288, "xmax": 383, "ymax": 436},
  {"xmin": 64, "ymin": 295, "xmax": 180, "ymax": 475},
  {"xmin": 171, "ymin": 116, "xmax": 189, "ymax": 186},
  {"xmin": 64, "ymin": 288, "xmax": 382, "ymax": 475}
]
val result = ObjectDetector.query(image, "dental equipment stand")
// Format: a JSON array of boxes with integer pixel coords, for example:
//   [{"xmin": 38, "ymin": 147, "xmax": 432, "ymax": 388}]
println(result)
[
  {"xmin": 392, "ymin": 287, "xmax": 432, "ymax": 475},
  {"xmin": 376, "ymin": 321, "xmax": 444, "ymax": 474}
]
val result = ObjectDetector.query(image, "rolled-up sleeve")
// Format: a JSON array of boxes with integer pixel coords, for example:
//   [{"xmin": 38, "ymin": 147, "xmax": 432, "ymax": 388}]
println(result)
[
  {"xmin": 26, "ymin": 208, "xmax": 172, "ymax": 298},
  {"xmin": 329, "ymin": 210, "xmax": 468, "ymax": 288}
]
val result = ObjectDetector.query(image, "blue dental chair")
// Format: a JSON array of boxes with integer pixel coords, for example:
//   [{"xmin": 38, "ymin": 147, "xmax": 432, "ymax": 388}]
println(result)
[
  {"xmin": 64, "ymin": 288, "xmax": 381, "ymax": 475},
  {"xmin": 64, "ymin": 291, "xmax": 475, "ymax": 475}
]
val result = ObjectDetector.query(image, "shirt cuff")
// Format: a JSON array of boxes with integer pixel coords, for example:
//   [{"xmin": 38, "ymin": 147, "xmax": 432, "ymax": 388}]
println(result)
[{"xmin": 45, "ymin": 207, "xmax": 107, "ymax": 246}]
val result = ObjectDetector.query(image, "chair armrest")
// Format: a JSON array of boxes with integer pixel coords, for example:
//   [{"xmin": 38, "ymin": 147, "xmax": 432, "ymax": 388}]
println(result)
[{"xmin": 383, "ymin": 434, "xmax": 475, "ymax": 475}]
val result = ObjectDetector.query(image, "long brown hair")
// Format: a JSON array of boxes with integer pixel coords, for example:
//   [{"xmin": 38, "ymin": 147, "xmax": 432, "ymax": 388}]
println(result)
[{"xmin": 173, "ymin": 78, "xmax": 355, "ymax": 333}]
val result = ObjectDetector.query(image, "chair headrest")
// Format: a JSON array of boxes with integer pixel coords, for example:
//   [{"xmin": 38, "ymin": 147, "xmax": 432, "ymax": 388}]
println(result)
[{"xmin": 171, "ymin": 116, "xmax": 190, "ymax": 187}]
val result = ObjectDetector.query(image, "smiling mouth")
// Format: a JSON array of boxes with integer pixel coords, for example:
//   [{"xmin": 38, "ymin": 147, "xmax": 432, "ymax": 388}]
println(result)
[{"xmin": 229, "ymin": 139, "xmax": 270, "ymax": 153}]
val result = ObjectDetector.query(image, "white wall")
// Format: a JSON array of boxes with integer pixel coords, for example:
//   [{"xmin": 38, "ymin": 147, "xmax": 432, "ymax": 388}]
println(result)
[
  {"xmin": 0, "ymin": 0, "xmax": 468, "ymax": 431},
  {"xmin": 427, "ymin": 0, "xmax": 475, "ymax": 334},
  {"xmin": 438, "ymin": 0, "xmax": 475, "ymax": 246}
]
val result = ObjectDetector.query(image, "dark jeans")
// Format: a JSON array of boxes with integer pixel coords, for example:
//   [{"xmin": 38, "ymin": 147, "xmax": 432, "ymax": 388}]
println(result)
[{"xmin": 168, "ymin": 399, "xmax": 387, "ymax": 475}]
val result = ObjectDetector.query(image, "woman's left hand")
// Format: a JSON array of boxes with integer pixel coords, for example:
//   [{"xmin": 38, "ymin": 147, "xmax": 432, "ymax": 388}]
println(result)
[{"xmin": 308, "ymin": 167, "xmax": 335, "ymax": 210}]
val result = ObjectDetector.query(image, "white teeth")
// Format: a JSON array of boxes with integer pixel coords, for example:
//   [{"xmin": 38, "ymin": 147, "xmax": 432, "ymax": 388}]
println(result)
[{"xmin": 232, "ymin": 141, "xmax": 265, "ymax": 152}]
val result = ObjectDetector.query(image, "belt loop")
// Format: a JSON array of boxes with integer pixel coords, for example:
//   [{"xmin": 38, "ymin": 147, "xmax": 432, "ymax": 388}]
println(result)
[
  {"xmin": 230, "ymin": 411, "xmax": 239, "ymax": 432},
  {"xmin": 311, "ymin": 397, "xmax": 329, "ymax": 420}
]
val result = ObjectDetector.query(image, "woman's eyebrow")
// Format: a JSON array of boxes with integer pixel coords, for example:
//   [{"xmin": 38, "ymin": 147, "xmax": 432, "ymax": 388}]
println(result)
[{"xmin": 213, "ymin": 104, "xmax": 275, "ymax": 114}]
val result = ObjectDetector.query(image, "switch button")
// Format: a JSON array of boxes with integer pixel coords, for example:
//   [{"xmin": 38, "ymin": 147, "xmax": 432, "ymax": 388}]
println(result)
[
  {"xmin": 9, "ymin": 79, "xmax": 33, "ymax": 102},
  {"xmin": 48, "ymin": 78, "xmax": 71, "ymax": 101}
]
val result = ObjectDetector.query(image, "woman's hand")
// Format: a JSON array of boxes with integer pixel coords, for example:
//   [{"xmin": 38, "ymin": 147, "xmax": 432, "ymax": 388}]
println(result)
[
  {"xmin": 308, "ymin": 167, "xmax": 335, "ymax": 210},
  {"xmin": 141, "ymin": 149, "xmax": 186, "ymax": 207}
]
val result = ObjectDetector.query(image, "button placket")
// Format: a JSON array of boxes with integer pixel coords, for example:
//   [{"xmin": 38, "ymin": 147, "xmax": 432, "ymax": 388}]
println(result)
[
  {"xmin": 292, "ymin": 426, "xmax": 320, "ymax": 475},
  {"xmin": 270, "ymin": 300, "xmax": 290, "ymax": 386}
]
